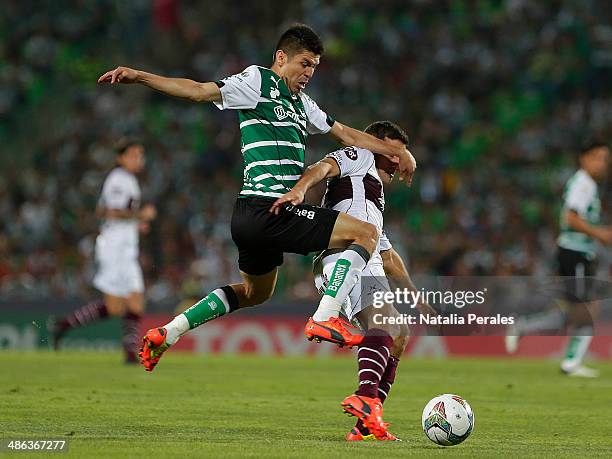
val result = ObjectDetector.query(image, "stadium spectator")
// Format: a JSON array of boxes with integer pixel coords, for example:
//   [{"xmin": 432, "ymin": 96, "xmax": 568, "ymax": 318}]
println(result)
[{"xmin": 1, "ymin": 1, "xmax": 610, "ymax": 307}]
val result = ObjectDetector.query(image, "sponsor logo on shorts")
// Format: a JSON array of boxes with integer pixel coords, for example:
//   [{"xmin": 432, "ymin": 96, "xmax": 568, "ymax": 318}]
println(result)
[{"xmin": 283, "ymin": 204, "xmax": 316, "ymax": 220}]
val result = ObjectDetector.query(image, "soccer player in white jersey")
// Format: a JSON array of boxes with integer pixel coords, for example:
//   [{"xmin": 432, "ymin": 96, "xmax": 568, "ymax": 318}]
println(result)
[
  {"xmin": 97, "ymin": 24, "xmax": 417, "ymax": 372},
  {"xmin": 272, "ymin": 121, "xmax": 436, "ymax": 440},
  {"xmin": 506, "ymin": 143, "xmax": 611, "ymax": 377},
  {"xmin": 51, "ymin": 139, "xmax": 157, "ymax": 363}
]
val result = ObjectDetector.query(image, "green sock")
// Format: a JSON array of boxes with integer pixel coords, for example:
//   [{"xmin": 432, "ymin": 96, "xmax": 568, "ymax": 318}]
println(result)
[
  {"xmin": 183, "ymin": 288, "xmax": 231, "ymax": 328},
  {"xmin": 564, "ymin": 336, "xmax": 581, "ymax": 360}
]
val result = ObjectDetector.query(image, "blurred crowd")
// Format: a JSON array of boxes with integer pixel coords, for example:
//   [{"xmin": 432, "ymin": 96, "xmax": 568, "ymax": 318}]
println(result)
[{"xmin": 1, "ymin": 0, "xmax": 611, "ymax": 307}]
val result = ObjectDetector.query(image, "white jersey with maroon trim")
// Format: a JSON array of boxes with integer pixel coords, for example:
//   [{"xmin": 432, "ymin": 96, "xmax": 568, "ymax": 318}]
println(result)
[
  {"xmin": 97, "ymin": 167, "xmax": 141, "ymax": 258},
  {"xmin": 323, "ymin": 146, "xmax": 392, "ymax": 253},
  {"xmin": 93, "ymin": 167, "xmax": 144, "ymax": 296}
]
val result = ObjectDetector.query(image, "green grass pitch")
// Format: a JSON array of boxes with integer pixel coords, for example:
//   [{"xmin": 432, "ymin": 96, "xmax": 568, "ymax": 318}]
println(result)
[{"xmin": 1, "ymin": 351, "xmax": 611, "ymax": 458}]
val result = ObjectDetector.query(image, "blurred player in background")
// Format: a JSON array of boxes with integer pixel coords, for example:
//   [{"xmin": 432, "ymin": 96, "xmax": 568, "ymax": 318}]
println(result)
[
  {"xmin": 506, "ymin": 143, "xmax": 611, "ymax": 377},
  {"xmin": 272, "ymin": 121, "xmax": 435, "ymax": 440},
  {"xmin": 50, "ymin": 139, "xmax": 157, "ymax": 363},
  {"xmin": 97, "ymin": 24, "xmax": 416, "ymax": 372}
]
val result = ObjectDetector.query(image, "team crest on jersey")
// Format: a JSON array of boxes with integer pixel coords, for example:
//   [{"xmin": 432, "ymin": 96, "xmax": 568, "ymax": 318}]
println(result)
[
  {"xmin": 270, "ymin": 87, "xmax": 280, "ymax": 99},
  {"xmin": 344, "ymin": 146, "xmax": 358, "ymax": 160}
]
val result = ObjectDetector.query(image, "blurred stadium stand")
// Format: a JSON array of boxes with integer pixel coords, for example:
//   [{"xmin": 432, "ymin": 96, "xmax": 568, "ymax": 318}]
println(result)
[{"xmin": 1, "ymin": 0, "xmax": 611, "ymax": 312}]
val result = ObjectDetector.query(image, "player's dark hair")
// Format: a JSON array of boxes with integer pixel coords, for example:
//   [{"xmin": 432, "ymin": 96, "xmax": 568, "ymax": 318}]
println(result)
[
  {"xmin": 364, "ymin": 121, "xmax": 409, "ymax": 145},
  {"xmin": 579, "ymin": 141, "xmax": 609, "ymax": 157},
  {"xmin": 115, "ymin": 137, "xmax": 142, "ymax": 156},
  {"xmin": 275, "ymin": 23, "xmax": 324, "ymax": 57}
]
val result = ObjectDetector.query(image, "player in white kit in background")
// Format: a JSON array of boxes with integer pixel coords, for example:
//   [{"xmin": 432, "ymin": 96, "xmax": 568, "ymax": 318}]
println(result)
[{"xmin": 51, "ymin": 139, "xmax": 157, "ymax": 363}]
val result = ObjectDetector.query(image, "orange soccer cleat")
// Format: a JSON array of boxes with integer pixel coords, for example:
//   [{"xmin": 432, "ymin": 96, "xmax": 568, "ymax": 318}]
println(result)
[
  {"xmin": 304, "ymin": 316, "xmax": 363, "ymax": 348},
  {"xmin": 139, "ymin": 327, "xmax": 170, "ymax": 372},
  {"xmin": 341, "ymin": 395, "xmax": 391, "ymax": 440}
]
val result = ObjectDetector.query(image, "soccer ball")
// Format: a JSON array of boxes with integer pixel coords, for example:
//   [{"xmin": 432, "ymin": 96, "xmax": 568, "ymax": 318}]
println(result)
[{"xmin": 421, "ymin": 394, "xmax": 474, "ymax": 446}]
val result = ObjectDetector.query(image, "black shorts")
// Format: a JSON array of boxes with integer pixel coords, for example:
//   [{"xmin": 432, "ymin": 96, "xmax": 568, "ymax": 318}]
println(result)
[
  {"xmin": 231, "ymin": 197, "xmax": 340, "ymax": 275},
  {"xmin": 557, "ymin": 247, "xmax": 596, "ymax": 302}
]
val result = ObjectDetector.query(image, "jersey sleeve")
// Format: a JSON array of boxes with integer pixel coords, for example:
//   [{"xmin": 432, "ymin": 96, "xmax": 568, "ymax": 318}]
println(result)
[
  {"xmin": 300, "ymin": 93, "xmax": 335, "ymax": 135},
  {"xmin": 213, "ymin": 65, "xmax": 261, "ymax": 110},
  {"xmin": 379, "ymin": 230, "xmax": 393, "ymax": 252},
  {"xmin": 565, "ymin": 177, "xmax": 596, "ymax": 216},
  {"xmin": 325, "ymin": 147, "xmax": 374, "ymax": 178},
  {"xmin": 101, "ymin": 172, "xmax": 136, "ymax": 210}
]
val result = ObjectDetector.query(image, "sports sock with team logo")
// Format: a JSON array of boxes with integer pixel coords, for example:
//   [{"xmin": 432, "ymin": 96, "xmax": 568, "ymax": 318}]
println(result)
[
  {"xmin": 355, "ymin": 329, "xmax": 393, "ymax": 399},
  {"xmin": 164, "ymin": 286, "xmax": 239, "ymax": 345},
  {"xmin": 313, "ymin": 244, "xmax": 370, "ymax": 322},
  {"xmin": 355, "ymin": 354, "xmax": 399, "ymax": 433}
]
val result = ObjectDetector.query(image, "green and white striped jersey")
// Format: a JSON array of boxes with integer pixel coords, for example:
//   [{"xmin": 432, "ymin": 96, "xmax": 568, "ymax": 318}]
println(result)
[
  {"xmin": 557, "ymin": 169, "xmax": 601, "ymax": 258},
  {"xmin": 214, "ymin": 65, "xmax": 334, "ymax": 199}
]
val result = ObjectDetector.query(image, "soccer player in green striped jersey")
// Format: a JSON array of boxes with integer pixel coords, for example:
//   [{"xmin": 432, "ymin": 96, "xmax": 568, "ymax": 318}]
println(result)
[
  {"xmin": 506, "ymin": 143, "xmax": 611, "ymax": 377},
  {"xmin": 98, "ymin": 24, "xmax": 417, "ymax": 371}
]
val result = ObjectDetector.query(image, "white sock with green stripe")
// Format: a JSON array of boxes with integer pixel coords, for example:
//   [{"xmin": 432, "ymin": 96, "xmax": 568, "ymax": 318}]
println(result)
[
  {"xmin": 313, "ymin": 244, "xmax": 370, "ymax": 322},
  {"xmin": 561, "ymin": 326, "xmax": 593, "ymax": 372},
  {"xmin": 165, "ymin": 287, "xmax": 237, "ymax": 345}
]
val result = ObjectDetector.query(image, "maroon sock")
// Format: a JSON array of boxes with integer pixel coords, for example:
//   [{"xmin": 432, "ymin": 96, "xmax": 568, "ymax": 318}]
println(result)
[
  {"xmin": 58, "ymin": 301, "xmax": 108, "ymax": 330},
  {"xmin": 122, "ymin": 312, "xmax": 142, "ymax": 362},
  {"xmin": 355, "ymin": 329, "xmax": 393, "ymax": 399},
  {"xmin": 355, "ymin": 354, "xmax": 400, "ymax": 433},
  {"xmin": 378, "ymin": 355, "xmax": 399, "ymax": 402}
]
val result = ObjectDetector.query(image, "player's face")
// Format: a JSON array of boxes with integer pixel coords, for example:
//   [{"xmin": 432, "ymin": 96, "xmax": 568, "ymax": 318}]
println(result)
[
  {"xmin": 279, "ymin": 50, "xmax": 320, "ymax": 94},
  {"xmin": 582, "ymin": 147, "xmax": 610, "ymax": 180},
  {"xmin": 119, "ymin": 145, "xmax": 145, "ymax": 174}
]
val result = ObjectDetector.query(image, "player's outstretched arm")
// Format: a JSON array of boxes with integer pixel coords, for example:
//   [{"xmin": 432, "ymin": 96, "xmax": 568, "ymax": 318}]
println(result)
[
  {"xmin": 565, "ymin": 210, "xmax": 612, "ymax": 245},
  {"xmin": 381, "ymin": 248, "xmax": 437, "ymax": 316},
  {"xmin": 269, "ymin": 158, "xmax": 339, "ymax": 215},
  {"xmin": 97, "ymin": 66, "xmax": 221, "ymax": 103},
  {"xmin": 328, "ymin": 122, "xmax": 416, "ymax": 185}
]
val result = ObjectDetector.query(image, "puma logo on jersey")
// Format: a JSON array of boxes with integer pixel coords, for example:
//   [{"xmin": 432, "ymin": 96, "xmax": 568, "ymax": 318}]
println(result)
[{"xmin": 270, "ymin": 87, "xmax": 280, "ymax": 99}]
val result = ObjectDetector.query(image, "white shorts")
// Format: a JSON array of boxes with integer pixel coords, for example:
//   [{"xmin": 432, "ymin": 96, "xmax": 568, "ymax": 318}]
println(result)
[
  {"xmin": 92, "ymin": 237, "xmax": 144, "ymax": 297},
  {"xmin": 314, "ymin": 251, "xmax": 391, "ymax": 322}
]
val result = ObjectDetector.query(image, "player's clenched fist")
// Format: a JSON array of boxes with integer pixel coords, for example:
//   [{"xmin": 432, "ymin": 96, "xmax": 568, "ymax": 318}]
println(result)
[
  {"xmin": 97, "ymin": 66, "xmax": 139, "ymax": 84},
  {"xmin": 398, "ymin": 146, "xmax": 416, "ymax": 186}
]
